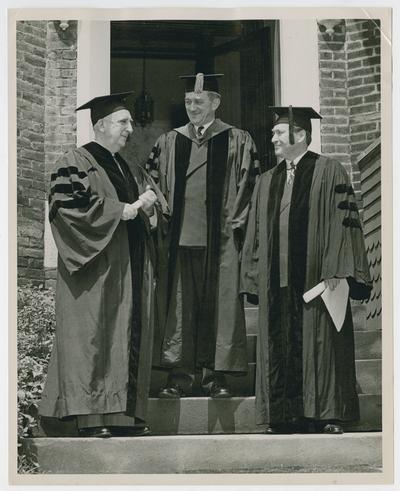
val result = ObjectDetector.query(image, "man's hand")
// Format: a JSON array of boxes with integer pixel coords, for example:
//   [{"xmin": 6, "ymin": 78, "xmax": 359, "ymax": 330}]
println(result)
[
  {"xmin": 121, "ymin": 186, "xmax": 157, "ymax": 220},
  {"xmin": 121, "ymin": 203, "xmax": 138, "ymax": 221},
  {"xmin": 324, "ymin": 278, "xmax": 340, "ymax": 291},
  {"xmin": 139, "ymin": 185, "xmax": 157, "ymax": 208},
  {"xmin": 139, "ymin": 185, "xmax": 158, "ymax": 216}
]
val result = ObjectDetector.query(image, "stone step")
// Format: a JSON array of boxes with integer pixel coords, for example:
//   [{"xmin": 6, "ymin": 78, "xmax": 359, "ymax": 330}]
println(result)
[
  {"xmin": 363, "ymin": 312, "xmax": 381, "ymax": 332},
  {"xmin": 38, "ymin": 394, "xmax": 381, "ymax": 437},
  {"xmin": 354, "ymin": 330, "xmax": 381, "ymax": 359},
  {"xmin": 351, "ymin": 303, "xmax": 366, "ymax": 330},
  {"xmin": 24, "ymin": 432, "xmax": 382, "ymax": 474},
  {"xmin": 147, "ymin": 394, "xmax": 382, "ymax": 435},
  {"xmin": 351, "ymin": 302, "xmax": 371, "ymax": 331},
  {"xmin": 245, "ymin": 331, "xmax": 381, "ymax": 364},
  {"xmin": 150, "ymin": 363, "xmax": 256, "ymax": 397},
  {"xmin": 356, "ymin": 359, "xmax": 381, "ymax": 394},
  {"xmin": 245, "ymin": 304, "xmax": 379, "ymax": 334},
  {"xmin": 347, "ymin": 394, "xmax": 382, "ymax": 432},
  {"xmin": 151, "ymin": 359, "xmax": 381, "ymax": 397}
]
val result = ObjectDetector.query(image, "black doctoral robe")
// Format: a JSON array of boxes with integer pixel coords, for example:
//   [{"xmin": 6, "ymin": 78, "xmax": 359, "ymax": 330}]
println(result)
[
  {"xmin": 241, "ymin": 151, "xmax": 372, "ymax": 426},
  {"xmin": 40, "ymin": 142, "xmax": 169, "ymax": 421},
  {"xmin": 147, "ymin": 120, "xmax": 260, "ymax": 372}
]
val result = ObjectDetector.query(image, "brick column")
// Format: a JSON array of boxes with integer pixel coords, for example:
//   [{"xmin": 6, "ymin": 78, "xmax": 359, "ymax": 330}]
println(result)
[
  {"xmin": 346, "ymin": 20, "xmax": 381, "ymax": 191},
  {"xmin": 318, "ymin": 19, "xmax": 381, "ymax": 200},
  {"xmin": 318, "ymin": 23, "xmax": 351, "ymax": 174},
  {"xmin": 44, "ymin": 21, "xmax": 78, "ymax": 288},
  {"xmin": 17, "ymin": 21, "xmax": 47, "ymax": 285},
  {"xmin": 17, "ymin": 21, "xmax": 78, "ymax": 287},
  {"xmin": 45, "ymin": 21, "xmax": 78, "ymax": 177}
]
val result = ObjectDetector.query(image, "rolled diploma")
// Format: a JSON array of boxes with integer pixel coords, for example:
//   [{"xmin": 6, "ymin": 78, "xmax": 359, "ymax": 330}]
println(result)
[{"xmin": 303, "ymin": 281, "xmax": 326, "ymax": 303}]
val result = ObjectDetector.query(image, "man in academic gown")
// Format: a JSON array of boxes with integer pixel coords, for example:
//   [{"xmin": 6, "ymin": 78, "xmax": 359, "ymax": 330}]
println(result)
[
  {"xmin": 147, "ymin": 73, "xmax": 260, "ymax": 398},
  {"xmin": 39, "ymin": 93, "xmax": 168, "ymax": 437},
  {"xmin": 240, "ymin": 106, "xmax": 372, "ymax": 434}
]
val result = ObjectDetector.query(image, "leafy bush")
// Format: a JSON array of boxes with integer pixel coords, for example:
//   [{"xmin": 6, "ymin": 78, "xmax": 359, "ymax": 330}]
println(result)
[{"xmin": 17, "ymin": 283, "xmax": 56, "ymax": 472}]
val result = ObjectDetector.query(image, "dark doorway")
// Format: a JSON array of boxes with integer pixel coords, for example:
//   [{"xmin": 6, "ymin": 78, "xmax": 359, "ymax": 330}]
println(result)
[{"xmin": 111, "ymin": 20, "xmax": 278, "ymax": 171}]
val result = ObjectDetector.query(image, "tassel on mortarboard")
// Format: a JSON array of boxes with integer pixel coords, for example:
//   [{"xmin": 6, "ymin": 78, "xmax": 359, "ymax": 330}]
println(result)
[
  {"xmin": 194, "ymin": 73, "xmax": 204, "ymax": 94},
  {"xmin": 180, "ymin": 73, "xmax": 223, "ymax": 94},
  {"xmin": 288, "ymin": 105, "xmax": 294, "ymax": 145}
]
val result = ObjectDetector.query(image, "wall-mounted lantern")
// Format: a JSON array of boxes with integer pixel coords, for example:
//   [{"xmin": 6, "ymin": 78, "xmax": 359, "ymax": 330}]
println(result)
[
  {"xmin": 317, "ymin": 19, "xmax": 346, "ymax": 39},
  {"xmin": 53, "ymin": 20, "xmax": 76, "ymax": 45},
  {"xmin": 59, "ymin": 21, "xmax": 70, "ymax": 31},
  {"xmin": 134, "ymin": 55, "xmax": 154, "ymax": 128}
]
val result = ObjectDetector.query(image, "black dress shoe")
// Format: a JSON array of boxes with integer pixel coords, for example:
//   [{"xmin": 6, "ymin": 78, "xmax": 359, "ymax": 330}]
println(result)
[
  {"xmin": 78, "ymin": 426, "xmax": 112, "ymax": 438},
  {"xmin": 210, "ymin": 383, "xmax": 232, "ymax": 399},
  {"xmin": 322, "ymin": 423, "xmax": 343, "ymax": 434},
  {"xmin": 110, "ymin": 425, "xmax": 151, "ymax": 437},
  {"xmin": 264, "ymin": 424, "xmax": 293, "ymax": 434},
  {"xmin": 158, "ymin": 385, "xmax": 186, "ymax": 399}
]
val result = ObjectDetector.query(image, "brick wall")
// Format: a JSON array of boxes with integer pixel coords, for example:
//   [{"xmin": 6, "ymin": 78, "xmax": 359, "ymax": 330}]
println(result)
[
  {"xmin": 44, "ymin": 21, "xmax": 78, "ymax": 182},
  {"xmin": 17, "ymin": 21, "xmax": 78, "ymax": 286},
  {"xmin": 44, "ymin": 21, "xmax": 78, "ymax": 289},
  {"xmin": 318, "ymin": 21, "xmax": 351, "ymax": 175},
  {"xmin": 17, "ymin": 21, "xmax": 47, "ymax": 285},
  {"xmin": 318, "ymin": 19, "xmax": 381, "ymax": 200},
  {"xmin": 346, "ymin": 20, "xmax": 381, "ymax": 191}
]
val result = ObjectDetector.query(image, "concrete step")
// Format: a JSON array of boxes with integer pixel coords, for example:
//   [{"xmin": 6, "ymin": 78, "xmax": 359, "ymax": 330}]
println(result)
[
  {"xmin": 151, "ymin": 359, "xmax": 381, "ymax": 397},
  {"xmin": 245, "ymin": 331, "xmax": 381, "ymax": 364},
  {"xmin": 354, "ymin": 330, "xmax": 381, "ymax": 359},
  {"xmin": 24, "ymin": 432, "xmax": 382, "ymax": 474},
  {"xmin": 38, "ymin": 393, "xmax": 381, "ymax": 437},
  {"xmin": 356, "ymin": 359, "xmax": 381, "ymax": 394},
  {"xmin": 351, "ymin": 302, "xmax": 371, "ymax": 331},
  {"xmin": 245, "ymin": 304, "xmax": 380, "ymax": 335},
  {"xmin": 150, "ymin": 363, "xmax": 256, "ymax": 397},
  {"xmin": 147, "ymin": 394, "xmax": 381, "ymax": 435},
  {"xmin": 348, "ymin": 394, "xmax": 382, "ymax": 432}
]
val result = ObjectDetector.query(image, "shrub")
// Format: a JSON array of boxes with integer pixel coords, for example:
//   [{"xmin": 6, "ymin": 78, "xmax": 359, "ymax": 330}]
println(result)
[{"xmin": 17, "ymin": 283, "xmax": 55, "ymax": 473}]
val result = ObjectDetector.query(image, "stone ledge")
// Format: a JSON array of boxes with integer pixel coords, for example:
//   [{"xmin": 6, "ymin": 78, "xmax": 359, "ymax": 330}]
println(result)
[
  {"xmin": 37, "ymin": 393, "xmax": 381, "ymax": 437},
  {"xmin": 151, "ymin": 359, "xmax": 381, "ymax": 396},
  {"xmin": 244, "ymin": 304, "xmax": 380, "ymax": 334},
  {"xmin": 24, "ymin": 432, "xmax": 382, "ymax": 474},
  {"xmin": 240, "ymin": 330, "xmax": 381, "ymax": 363}
]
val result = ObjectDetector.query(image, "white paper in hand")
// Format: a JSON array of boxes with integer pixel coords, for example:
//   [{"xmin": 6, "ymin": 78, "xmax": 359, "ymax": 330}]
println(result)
[
  {"xmin": 320, "ymin": 279, "xmax": 349, "ymax": 332},
  {"xmin": 303, "ymin": 279, "xmax": 349, "ymax": 332}
]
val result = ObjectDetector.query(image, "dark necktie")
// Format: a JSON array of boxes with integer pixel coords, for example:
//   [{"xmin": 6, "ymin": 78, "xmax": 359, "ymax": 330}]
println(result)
[
  {"xmin": 197, "ymin": 125, "xmax": 204, "ymax": 139},
  {"xmin": 286, "ymin": 160, "xmax": 296, "ymax": 185}
]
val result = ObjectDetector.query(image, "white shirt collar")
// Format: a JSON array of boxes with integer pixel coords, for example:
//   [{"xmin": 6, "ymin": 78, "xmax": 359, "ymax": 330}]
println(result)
[
  {"xmin": 287, "ymin": 150, "xmax": 308, "ymax": 168},
  {"xmin": 195, "ymin": 119, "xmax": 214, "ymax": 135}
]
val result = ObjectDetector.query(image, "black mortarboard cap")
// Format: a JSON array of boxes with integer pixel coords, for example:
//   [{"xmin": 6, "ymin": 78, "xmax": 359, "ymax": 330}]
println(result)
[
  {"xmin": 270, "ymin": 106, "xmax": 322, "ymax": 144},
  {"xmin": 180, "ymin": 73, "xmax": 223, "ymax": 94},
  {"xmin": 76, "ymin": 91, "xmax": 134, "ymax": 125}
]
